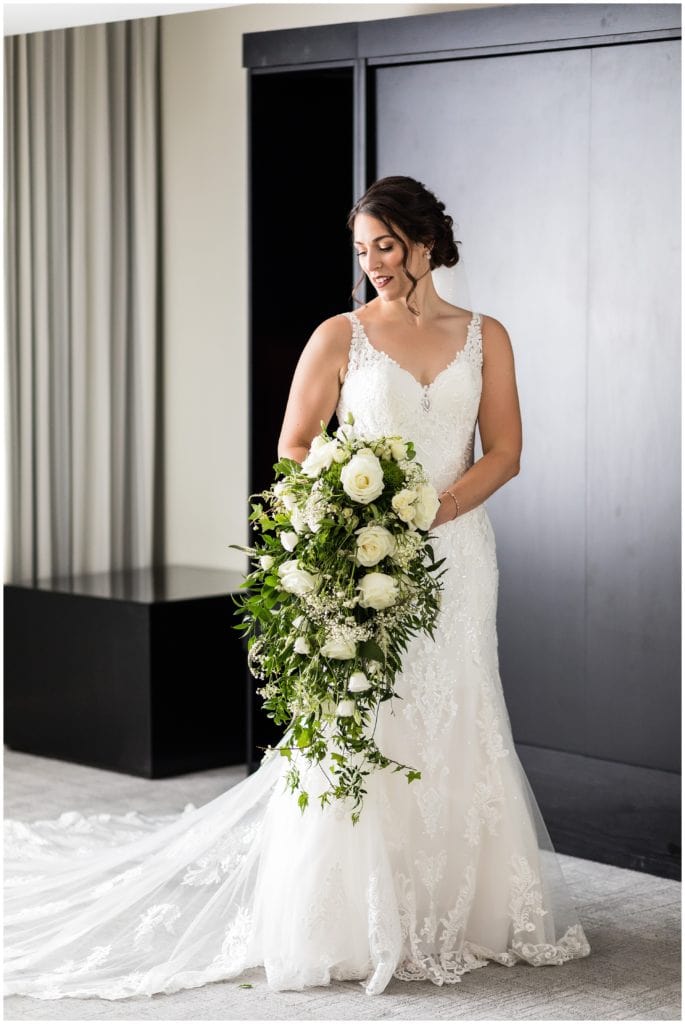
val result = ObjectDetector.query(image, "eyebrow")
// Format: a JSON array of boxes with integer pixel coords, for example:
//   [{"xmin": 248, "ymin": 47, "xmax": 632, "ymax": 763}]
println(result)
[{"xmin": 353, "ymin": 234, "xmax": 393, "ymax": 246}]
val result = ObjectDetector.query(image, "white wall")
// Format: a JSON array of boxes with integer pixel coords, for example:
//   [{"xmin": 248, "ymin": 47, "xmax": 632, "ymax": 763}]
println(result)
[{"xmin": 160, "ymin": 3, "xmax": 491, "ymax": 571}]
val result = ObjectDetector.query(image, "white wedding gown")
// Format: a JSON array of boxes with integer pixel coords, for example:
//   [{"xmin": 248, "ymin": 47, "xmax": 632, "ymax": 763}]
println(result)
[{"xmin": 4, "ymin": 309, "xmax": 591, "ymax": 1000}]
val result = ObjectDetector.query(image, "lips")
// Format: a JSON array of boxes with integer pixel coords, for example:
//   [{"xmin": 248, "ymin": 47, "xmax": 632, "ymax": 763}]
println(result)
[{"xmin": 373, "ymin": 276, "xmax": 392, "ymax": 287}]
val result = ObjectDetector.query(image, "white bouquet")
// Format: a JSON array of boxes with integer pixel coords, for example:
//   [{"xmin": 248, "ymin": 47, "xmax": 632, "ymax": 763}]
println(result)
[{"xmin": 230, "ymin": 412, "xmax": 447, "ymax": 824}]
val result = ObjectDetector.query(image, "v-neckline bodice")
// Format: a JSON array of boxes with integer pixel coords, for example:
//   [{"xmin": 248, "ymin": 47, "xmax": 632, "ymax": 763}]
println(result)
[{"xmin": 349, "ymin": 309, "xmax": 479, "ymax": 392}]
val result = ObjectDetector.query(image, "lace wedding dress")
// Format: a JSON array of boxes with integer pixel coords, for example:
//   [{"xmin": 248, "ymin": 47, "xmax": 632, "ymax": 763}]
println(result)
[{"xmin": 4, "ymin": 309, "xmax": 591, "ymax": 1000}]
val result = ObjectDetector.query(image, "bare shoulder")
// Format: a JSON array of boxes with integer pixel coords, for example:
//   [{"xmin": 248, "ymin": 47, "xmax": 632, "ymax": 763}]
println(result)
[
  {"xmin": 302, "ymin": 313, "xmax": 354, "ymax": 384},
  {"xmin": 312, "ymin": 311, "xmax": 352, "ymax": 341},
  {"xmin": 305, "ymin": 313, "xmax": 352, "ymax": 356},
  {"xmin": 479, "ymin": 313, "xmax": 515, "ymax": 364}
]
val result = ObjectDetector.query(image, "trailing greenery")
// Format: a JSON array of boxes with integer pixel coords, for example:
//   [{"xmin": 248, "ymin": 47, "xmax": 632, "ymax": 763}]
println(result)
[{"xmin": 229, "ymin": 412, "xmax": 447, "ymax": 824}]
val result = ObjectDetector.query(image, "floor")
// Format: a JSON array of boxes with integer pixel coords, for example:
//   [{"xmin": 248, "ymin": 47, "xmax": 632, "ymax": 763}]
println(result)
[{"xmin": 3, "ymin": 749, "xmax": 682, "ymax": 1021}]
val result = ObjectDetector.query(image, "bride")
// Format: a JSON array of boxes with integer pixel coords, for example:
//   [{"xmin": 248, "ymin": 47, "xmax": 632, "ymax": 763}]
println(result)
[{"xmin": 4, "ymin": 175, "xmax": 591, "ymax": 1000}]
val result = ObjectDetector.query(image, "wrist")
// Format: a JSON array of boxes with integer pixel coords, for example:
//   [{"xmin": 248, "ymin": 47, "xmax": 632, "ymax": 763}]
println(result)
[{"xmin": 441, "ymin": 489, "xmax": 460, "ymax": 520}]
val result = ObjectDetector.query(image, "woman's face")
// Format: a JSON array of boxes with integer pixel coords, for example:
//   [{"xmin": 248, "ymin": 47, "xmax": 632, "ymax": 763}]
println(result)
[{"xmin": 353, "ymin": 213, "xmax": 428, "ymax": 301}]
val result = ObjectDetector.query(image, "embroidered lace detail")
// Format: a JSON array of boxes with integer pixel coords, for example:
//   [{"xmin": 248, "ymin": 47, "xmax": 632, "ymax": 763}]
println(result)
[
  {"xmin": 5, "ymin": 899, "xmax": 72, "ymax": 923},
  {"xmin": 211, "ymin": 907, "xmax": 253, "ymax": 970},
  {"xmin": 53, "ymin": 946, "xmax": 112, "ymax": 976},
  {"xmin": 343, "ymin": 309, "xmax": 482, "ymax": 395},
  {"xmin": 133, "ymin": 904, "xmax": 182, "ymax": 952},
  {"xmin": 181, "ymin": 820, "xmax": 262, "ymax": 887},
  {"xmin": 510, "ymin": 853, "xmax": 548, "ymax": 932}
]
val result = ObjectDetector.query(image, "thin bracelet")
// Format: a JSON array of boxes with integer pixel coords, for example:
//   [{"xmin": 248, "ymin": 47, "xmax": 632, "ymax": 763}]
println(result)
[{"xmin": 442, "ymin": 489, "xmax": 460, "ymax": 520}]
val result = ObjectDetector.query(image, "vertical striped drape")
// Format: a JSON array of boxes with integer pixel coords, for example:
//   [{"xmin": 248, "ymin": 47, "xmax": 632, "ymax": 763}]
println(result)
[{"xmin": 4, "ymin": 17, "xmax": 162, "ymax": 582}]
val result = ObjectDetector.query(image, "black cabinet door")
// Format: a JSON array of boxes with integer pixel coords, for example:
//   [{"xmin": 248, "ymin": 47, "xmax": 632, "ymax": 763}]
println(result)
[{"xmin": 247, "ymin": 67, "xmax": 354, "ymax": 768}]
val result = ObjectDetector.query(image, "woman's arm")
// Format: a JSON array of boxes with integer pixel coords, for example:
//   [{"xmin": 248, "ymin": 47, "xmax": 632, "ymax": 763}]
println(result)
[
  {"xmin": 434, "ymin": 315, "xmax": 522, "ymax": 525},
  {"xmin": 277, "ymin": 315, "xmax": 351, "ymax": 464}
]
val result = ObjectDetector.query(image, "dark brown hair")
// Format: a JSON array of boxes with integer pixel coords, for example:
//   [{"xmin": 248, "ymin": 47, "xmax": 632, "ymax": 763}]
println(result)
[{"xmin": 347, "ymin": 175, "xmax": 461, "ymax": 316}]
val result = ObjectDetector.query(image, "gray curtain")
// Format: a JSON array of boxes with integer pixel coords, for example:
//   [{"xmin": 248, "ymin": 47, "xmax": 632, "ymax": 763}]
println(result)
[{"xmin": 4, "ymin": 17, "xmax": 162, "ymax": 582}]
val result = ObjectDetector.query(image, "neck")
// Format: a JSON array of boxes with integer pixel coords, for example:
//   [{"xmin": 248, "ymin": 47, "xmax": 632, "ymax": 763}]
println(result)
[{"xmin": 379, "ymin": 268, "xmax": 444, "ymax": 324}]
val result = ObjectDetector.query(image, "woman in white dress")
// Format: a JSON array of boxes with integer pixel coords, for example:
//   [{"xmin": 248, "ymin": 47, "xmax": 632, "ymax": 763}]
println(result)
[{"xmin": 4, "ymin": 176, "xmax": 591, "ymax": 1000}]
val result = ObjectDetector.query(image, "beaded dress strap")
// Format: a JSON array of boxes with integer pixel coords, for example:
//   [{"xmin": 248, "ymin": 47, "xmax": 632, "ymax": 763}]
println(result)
[
  {"xmin": 472, "ymin": 312, "xmax": 483, "ymax": 366},
  {"xmin": 341, "ymin": 310, "xmax": 365, "ymax": 378}
]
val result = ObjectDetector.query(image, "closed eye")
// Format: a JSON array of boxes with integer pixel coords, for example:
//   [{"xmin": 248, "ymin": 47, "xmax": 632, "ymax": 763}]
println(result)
[{"xmin": 356, "ymin": 247, "xmax": 393, "ymax": 258}]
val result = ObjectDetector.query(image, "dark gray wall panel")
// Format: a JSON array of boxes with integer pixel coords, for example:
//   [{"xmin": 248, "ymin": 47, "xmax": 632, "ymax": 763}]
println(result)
[
  {"xmin": 375, "ymin": 48, "xmax": 591, "ymax": 757},
  {"xmin": 374, "ymin": 40, "xmax": 680, "ymax": 771},
  {"xmin": 584, "ymin": 40, "xmax": 681, "ymax": 770}
]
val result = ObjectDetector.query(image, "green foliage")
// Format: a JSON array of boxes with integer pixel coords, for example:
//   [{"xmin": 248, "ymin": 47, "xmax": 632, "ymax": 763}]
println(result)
[{"xmin": 298, "ymin": 791, "xmax": 309, "ymax": 813}]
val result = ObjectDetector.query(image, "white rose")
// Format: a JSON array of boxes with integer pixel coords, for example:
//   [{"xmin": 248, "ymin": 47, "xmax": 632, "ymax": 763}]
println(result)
[
  {"xmin": 332, "ymin": 446, "xmax": 348, "ymax": 463},
  {"xmin": 277, "ymin": 560, "xmax": 318, "ymax": 597},
  {"xmin": 285, "ymin": 569, "xmax": 318, "ymax": 596},
  {"xmin": 392, "ymin": 488, "xmax": 418, "ymax": 523},
  {"xmin": 259, "ymin": 554, "xmax": 275, "ymax": 570},
  {"xmin": 277, "ymin": 559, "xmax": 300, "ymax": 576},
  {"xmin": 280, "ymin": 530, "xmax": 299, "ymax": 552},
  {"xmin": 357, "ymin": 572, "xmax": 398, "ymax": 610},
  {"xmin": 320, "ymin": 637, "xmax": 357, "ymax": 660},
  {"xmin": 413, "ymin": 482, "xmax": 441, "ymax": 531},
  {"xmin": 301, "ymin": 439, "xmax": 339, "ymax": 478},
  {"xmin": 354, "ymin": 524, "xmax": 396, "ymax": 567},
  {"xmin": 390, "ymin": 438, "xmax": 408, "ymax": 460},
  {"xmin": 336, "ymin": 699, "xmax": 356, "ymax": 717},
  {"xmin": 340, "ymin": 452, "xmax": 385, "ymax": 504},
  {"xmin": 335, "ymin": 425, "xmax": 351, "ymax": 441},
  {"xmin": 293, "ymin": 614, "xmax": 305, "ymax": 628},
  {"xmin": 348, "ymin": 671, "xmax": 371, "ymax": 693},
  {"xmin": 285, "ymin": 570, "xmax": 317, "ymax": 597},
  {"xmin": 294, "ymin": 636, "xmax": 310, "ymax": 655},
  {"xmin": 281, "ymin": 493, "xmax": 298, "ymax": 512}
]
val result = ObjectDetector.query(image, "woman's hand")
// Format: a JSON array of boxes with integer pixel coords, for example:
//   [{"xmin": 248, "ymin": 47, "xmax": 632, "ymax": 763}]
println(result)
[{"xmin": 429, "ymin": 493, "xmax": 457, "ymax": 531}]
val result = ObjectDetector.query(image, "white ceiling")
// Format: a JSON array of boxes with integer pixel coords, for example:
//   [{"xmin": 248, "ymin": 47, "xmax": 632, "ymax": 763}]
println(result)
[{"xmin": 3, "ymin": 3, "xmax": 241, "ymax": 36}]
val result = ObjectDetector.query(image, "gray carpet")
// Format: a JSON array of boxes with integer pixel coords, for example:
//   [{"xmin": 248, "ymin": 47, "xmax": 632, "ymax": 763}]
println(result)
[{"xmin": 3, "ymin": 749, "xmax": 681, "ymax": 1021}]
